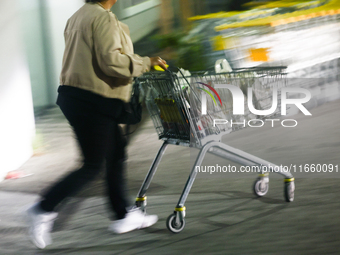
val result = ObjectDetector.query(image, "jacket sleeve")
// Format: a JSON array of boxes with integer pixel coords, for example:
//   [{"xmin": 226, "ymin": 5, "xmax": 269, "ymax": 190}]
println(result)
[{"xmin": 92, "ymin": 13, "xmax": 151, "ymax": 78}]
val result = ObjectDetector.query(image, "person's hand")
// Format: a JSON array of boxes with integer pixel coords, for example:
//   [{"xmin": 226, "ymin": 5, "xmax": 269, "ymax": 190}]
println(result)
[{"xmin": 150, "ymin": 57, "xmax": 167, "ymax": 70}]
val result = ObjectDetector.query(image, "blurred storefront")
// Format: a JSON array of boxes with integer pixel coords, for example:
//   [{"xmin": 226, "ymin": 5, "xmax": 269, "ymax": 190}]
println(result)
[{"xmin": 186, "ymin": 0, "xmax": 340, "ymax": 112}]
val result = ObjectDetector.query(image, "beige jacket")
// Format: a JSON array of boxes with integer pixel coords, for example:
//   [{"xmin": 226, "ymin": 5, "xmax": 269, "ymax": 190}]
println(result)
[{"xmin": 59, "ymin": 3, "xmax": 151, "ymax": 102}]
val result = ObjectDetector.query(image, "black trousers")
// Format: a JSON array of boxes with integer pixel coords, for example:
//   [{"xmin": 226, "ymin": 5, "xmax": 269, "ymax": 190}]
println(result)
[{"xmin": 39, "ymin": 86, "xmax": 128, "ymax": 220}]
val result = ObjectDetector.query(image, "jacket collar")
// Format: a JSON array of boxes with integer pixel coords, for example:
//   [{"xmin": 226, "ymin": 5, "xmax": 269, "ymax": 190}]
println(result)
[{"xmin": 96, "ymin": 2, "xmax": 111, "ymax": 12}]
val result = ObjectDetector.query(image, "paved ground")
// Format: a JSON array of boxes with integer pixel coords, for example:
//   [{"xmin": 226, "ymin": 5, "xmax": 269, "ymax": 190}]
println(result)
[{"xmin": 0, "ymin": 98, "xmax": 340, "ymax": 255}]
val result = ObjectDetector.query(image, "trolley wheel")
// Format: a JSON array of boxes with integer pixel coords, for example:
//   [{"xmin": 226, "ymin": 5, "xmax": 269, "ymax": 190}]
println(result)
[
  {"xmin": 253, "ymin": 178, "xmax": 269, "ymax": 197},
  {"xmin": 284, "ymin": 181, "xmax": 295, "ymax": 202},
  {"xmin": 166, "ymin": 213, "xmax": 185, "ymax": 233}
]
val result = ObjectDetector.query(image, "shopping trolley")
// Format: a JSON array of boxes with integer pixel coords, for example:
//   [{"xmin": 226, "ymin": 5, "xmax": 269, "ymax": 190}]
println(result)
[{"xmin": 134, "ymin": 66, "xmax": 295, "ymax": 233}]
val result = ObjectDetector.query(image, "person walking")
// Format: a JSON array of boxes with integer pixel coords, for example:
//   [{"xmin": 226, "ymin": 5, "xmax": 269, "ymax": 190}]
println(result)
[{"xmin": 26, "ymin": 0, "xmax": 167, "ymax": 249}]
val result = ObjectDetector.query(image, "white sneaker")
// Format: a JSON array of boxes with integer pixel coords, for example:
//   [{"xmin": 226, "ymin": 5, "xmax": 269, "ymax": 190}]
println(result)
[
  {"xmin": 25, "ymin": 203, "xmax": 58, "ymax": 249},
  {"xmin": 109, "ymin": 208, "xmax": 158, "ymax": 234}
]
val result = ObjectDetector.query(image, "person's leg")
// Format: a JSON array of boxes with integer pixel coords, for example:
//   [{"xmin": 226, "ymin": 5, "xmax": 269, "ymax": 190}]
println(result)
[
  {"xmin": 39, "ymin": 94, "xmax": 115, "ymax": 212},
  {"xmin": 106, "ymin": 125, "xmax": 159, "ymax": 234},
  {"xmin": 105, "ymin": 123, "xmax": 128, "ymax": 220},
  {"xmin": 26, "ymin": 93, "xmax": 124, "ymax": 248}
]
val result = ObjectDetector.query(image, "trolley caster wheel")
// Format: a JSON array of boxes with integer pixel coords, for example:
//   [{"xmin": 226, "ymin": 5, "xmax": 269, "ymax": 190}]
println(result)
[
  {"xmin": 166, "ymin": 213, "xmax": 185, "ymax": 233},
  {"xmin": 253, "ymin": 177, "xmax": 269, "ymax": 197},
  {"xmin": 284, "ymin": 181, "xmax": 295, "ymax": 202}
]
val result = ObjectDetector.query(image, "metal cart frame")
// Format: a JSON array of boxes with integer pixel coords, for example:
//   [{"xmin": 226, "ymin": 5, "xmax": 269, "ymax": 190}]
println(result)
[{"xmin": 134, "ymin": 67, "xmax": 295, "ymax": 233}]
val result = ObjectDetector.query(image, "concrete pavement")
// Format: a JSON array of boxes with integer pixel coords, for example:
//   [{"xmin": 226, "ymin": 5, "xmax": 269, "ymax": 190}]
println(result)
[{"xmin": 0, "ymin": 99, "xmax": 340, "ymax": 255}]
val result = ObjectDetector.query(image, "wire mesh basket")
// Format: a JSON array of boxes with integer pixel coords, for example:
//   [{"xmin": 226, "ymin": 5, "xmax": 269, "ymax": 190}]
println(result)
[{"xmin": 137, "ymin": 66, "xmax": 287, "ymax": 147}]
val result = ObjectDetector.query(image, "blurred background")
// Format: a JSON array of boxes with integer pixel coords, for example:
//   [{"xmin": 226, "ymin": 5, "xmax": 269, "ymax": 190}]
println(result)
[
  {"xmin": 0, "ymin": 0, "xmax": 339, "ymax": 183},
  {"xmin": 0, "ymin": 1, "xmax": 340, "ymax": 253}
]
